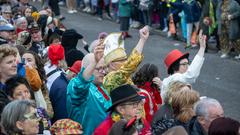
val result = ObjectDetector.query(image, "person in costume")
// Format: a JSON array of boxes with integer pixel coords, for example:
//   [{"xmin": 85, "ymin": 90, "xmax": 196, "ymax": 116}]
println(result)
[
  {"xmin": 161, "ymin": 30, "xmax": 206, "ymax": 101},
  {"xmin": 94, "ymin": 84, "xmax": 151, "ymax": 135},
  {"xmin": 103, "ymin": 26, "xmax": 149, "ymax": 94},
  {"xmin": 66, "ymin": 43, "xmax": 112, "ymax": 135}
]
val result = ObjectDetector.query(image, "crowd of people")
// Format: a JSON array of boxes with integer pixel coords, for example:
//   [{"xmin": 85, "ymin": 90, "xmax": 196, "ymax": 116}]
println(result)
[
  {"xmin": 48, "ymin": 0, "xmax": 240, "ymax": 58},
  {"xmin": 0, "ymin": 0, "xmax": 239, "ymax": 135}
]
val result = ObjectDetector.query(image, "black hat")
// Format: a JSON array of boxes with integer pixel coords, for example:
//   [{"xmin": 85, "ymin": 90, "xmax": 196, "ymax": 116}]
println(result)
[
  {"xmin": 107, "ymin": 84, "xmax": 145, "ymax": 112},
  {"xmin": 62, "ymin": 29, "xmax": 83, "ymax": 51},
  {"xmin": 65, "ymin": 49, "xmax": 85, "ymax": 67}
]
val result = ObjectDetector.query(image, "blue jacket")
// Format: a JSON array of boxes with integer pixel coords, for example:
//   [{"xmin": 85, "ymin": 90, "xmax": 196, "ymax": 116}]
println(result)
[
  {"xmin": 171, "ymin": 0, "xmax": 202, "ymax": 23},
  {"xmin": 66, "ymin": 68, "xmax": 112, "ymax": 135},
  {"xmin": 50, "ymin": 72, "xmax": 69, "ymax": 123}
]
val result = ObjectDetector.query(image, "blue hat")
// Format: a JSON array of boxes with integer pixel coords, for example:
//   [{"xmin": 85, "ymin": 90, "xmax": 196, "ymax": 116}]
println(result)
[{"xmin": 0, "ymin": 17, "xmax": 15, "ymax": 31}]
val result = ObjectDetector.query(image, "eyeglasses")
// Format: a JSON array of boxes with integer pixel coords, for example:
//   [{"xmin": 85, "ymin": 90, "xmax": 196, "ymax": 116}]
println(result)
[
  {"xmin": 179, "ymin": 62, "xmax": 190, "ymax": 66},
  {"xmin": 24, "ymin": 110, "xmax": 40, "ymax": 121}
]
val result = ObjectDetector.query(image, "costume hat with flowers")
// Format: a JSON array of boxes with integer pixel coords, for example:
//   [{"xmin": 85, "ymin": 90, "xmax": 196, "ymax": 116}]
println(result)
[
  {"xmin": 164, "ymin": 49, "xmax": 189, "ymax": 74},
  {"xmin": 107, "ymin": 84, "xmax": 145, "ymax": 112},
  {"xmin": 16, "ymin": 31, "xmax": 31, "ymax": 46},
  {"xmin": 69, "ymin": 60, "xmax": 82, "ymax": 74},
  {"xmin": 103, "ymin": 33, "xmax": 127, "ymax": 65},
  {"xmin": 48, "ymin": 44, "xmax": 65, "ymax": 65},
  {"xmin": 50, "ymin": 119, "xmax": 83, "ymax": 135}
]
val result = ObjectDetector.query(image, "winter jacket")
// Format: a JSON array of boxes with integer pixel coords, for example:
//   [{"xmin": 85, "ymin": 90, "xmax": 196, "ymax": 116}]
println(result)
[
  {"xmin": 170, "ymin": 0, "xmax": 202, "ymax": 23},
  {"xmin": 119, "ymin": 0, "xmax": 132, "ymax": 17},
  {"xmin": 216, "ymin": 0, "xmax": 240, "ymax": 40},
  {"xmin": 49, "ymin": 72, "xmax": 69, "ymax": 123}
]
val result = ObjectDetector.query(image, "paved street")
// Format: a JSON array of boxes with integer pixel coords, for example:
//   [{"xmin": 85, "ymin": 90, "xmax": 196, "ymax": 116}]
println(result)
[{"xmin": 36, "ymin": 3, "xmax": 240, "ymax": 120}]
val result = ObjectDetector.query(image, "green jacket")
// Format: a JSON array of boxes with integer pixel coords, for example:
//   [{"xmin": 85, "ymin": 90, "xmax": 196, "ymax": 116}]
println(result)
[{"xmin": 119, "ymin": 0, "xmax": 132, "ymax": 17}]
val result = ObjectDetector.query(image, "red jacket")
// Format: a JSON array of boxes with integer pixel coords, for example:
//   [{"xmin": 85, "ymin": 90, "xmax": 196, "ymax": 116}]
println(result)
[
  {"xmin": 93, "ymin": 115, "xmax": 152, "ymax": 135},
  {"xmin": 138, "ymin": 82, "xmax": 162, "ymax": 122}
]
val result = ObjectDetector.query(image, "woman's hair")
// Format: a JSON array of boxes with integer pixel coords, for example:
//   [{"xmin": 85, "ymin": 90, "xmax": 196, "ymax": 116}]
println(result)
[
  {"xmin": 0, "ymin": 45, "xmax": 18, "ymax": 63},
  {"xmin": 168, "ymin": 57, "xmax": 189, "ymax": 75},
  {"xmin": 23, "ymin": 51, "xmax": 47, "ymax": 82},
  {"xmin": 15, "ymin": 16, "xmax": 27, "ymax": 27},
  {"xmin": 109, "ymin": 120, "xmax": 137, "ymax": 135},
  {"xmin": 209, "ymin": 117, "xmax": 240, "ymax": 135},
  {"xmin": 132, "ymin": 63, "xmax": 159, "ymax": 87},
  {"xmin": 171, "ymin": 89, "xmax": 200, "ymax": 123},
  {"xmin": 5, "ymin": 76, "xmax": 33, "ymax": 99},
  {"xmin": 165, "ymin": 81, "xmax": 192, "ymax": 104},
  {"xmin": 1, "ymin": 100, "xmax": 36, "ymax": 134}
]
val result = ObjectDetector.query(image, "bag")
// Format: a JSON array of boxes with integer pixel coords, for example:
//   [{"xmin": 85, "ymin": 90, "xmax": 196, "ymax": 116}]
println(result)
[{"xmin": 169, "ymin": 15, "xmax": 176, "ymax": 34}]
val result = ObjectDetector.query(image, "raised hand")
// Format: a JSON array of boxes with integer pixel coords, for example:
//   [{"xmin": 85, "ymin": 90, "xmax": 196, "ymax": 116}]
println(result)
[
  {"xmin": 198, "ymin": 29, "xmax": 207, "ymax": 49},
  {"xmin": 139, "ymin": 25, "xmax": 150, "ymax": 41},
  {"xmin": 152, "ymin": 77, "xmax": 162, "ymax": 88},
  {"xmin": 93, "ymin": 40, "xmax": 105, "ymax": 63}
]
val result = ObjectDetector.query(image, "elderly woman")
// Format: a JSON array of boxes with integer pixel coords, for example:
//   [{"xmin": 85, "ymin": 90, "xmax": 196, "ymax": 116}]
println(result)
[
  {"xmin": 15, "ymin": 17, "xmax": 28, "ymax": 34},
  {"xmin": 1, "ymin": 100, "xmax": 40, "ymax": 135},
  {"xmin": 216, "ymin": 0, "xmax": 240, "ymax": 59}
]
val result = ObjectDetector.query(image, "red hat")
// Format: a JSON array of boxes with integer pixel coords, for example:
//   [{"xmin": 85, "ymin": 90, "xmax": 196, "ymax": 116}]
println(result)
[
  {"xmin": 164, "ymin": 49, "xmax": 189, "ymax": 74},
  {"xmin": 48, "ymin": 44, "xmax": 65, "ymax": 65},
  {"xmin": 68, "ymin": 60, "xmax": 82, "ymax": 74}
]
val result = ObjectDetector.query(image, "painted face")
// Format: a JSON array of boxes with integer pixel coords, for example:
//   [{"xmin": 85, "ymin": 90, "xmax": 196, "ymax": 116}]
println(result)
[
  {"xmin": 22, "ymin": 53, "xmax": 37, "ymax": 68},
  {"xmin": 178, "ymin": 58, "xmax": 189, "ymax": 74},
  {"xmin": 20, "ymin": 107, "xmax": 40, "ymax": 134},
  {"xmin": 119, "ymin": 100, "xmax": 144, "ymax": 120},
  {"xmin": 13, "ymin": 84, "xmax": 31, "ymax": 100},
  {"xmin": 0, "ymin": 55, "xmax": 17, "ymax": 80}
]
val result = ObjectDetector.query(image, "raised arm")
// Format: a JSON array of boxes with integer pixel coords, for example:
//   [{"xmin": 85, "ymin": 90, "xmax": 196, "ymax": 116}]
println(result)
[{"xmin": 135, "ymin": 26, "xmax": 150, "ymax": 54}]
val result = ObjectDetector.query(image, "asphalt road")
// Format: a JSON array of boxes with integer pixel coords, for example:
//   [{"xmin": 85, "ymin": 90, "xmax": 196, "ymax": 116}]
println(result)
[{"xmin": 34, "ymin": 2, "xmax": 240, "ymax": 120}]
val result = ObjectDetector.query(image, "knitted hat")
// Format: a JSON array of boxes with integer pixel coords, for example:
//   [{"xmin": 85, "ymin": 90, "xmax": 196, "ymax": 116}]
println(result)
[
  {"xmin": 107, "ymin": 84, "xmax": 145, "ymax": 112},
  {"xmin": 50, "ymin": 119, "xmax": 83, "ymax": 135},
  {"xmin": 98, "ymin": 32, "xmax": 108, "ymax": 39},
  {"xmin": 69, "ymin": 60, "xmax": 82, "ymax": 74},
  {"xmin": 16, "ymin": 31, "xmax": 31, "ymax": 46},
  {"xmin": 48, "ymin": 44, "xmax": 65, "ymax": 65},
  {"xmin": 103, "ymin": 33, "xmax": 127, "ymax": 65}
]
